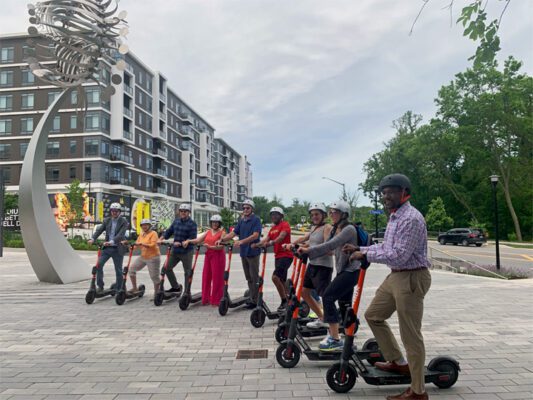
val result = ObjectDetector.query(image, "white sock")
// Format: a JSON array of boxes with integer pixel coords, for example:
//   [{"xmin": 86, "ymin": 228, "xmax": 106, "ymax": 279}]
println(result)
[{"xmin": 396, "ymin": 356, "xmax": 408, "ymax": 365}]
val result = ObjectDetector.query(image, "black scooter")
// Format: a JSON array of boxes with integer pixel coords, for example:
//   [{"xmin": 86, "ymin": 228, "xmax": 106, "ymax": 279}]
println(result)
[
  {"xmin": 250, "ymin": 247, "xmax": 282, "ymax": 327},
  {"xmin": 178, "ymin": 245, "xmax": 202, "ymax": 310},
  {"xmin": 326, "ymin": 267, "xmax": 460, "ymax": 393},
  {"xmin": 218, "ymin": 244, "xmax": 250, "ymax": 316},
  {"xmin": 154, "ymin": 241, "xmax": 183, "ymax": 306},
  {"xmin": 85, "ymin": 242, "xmax": 116, "ymax": 304},
  {"xmin": 115, "ymin": 243, "xmax": 145, "ymax": 305}
]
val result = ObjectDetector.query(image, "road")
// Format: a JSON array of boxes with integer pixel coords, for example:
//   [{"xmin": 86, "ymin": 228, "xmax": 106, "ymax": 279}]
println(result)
[{"xmin": 428, "ymin": 241, "xmax": 533, "ymax": 270}]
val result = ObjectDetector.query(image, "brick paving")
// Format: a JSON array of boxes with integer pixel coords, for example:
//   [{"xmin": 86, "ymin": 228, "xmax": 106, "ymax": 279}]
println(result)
[{"xmin": 0, "ymin": 248, "xmax": 532, "ymax": 399}]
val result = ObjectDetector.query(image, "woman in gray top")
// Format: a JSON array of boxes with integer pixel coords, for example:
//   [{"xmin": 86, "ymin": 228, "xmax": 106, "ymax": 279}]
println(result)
[{"xmin": 298, "ymin": 200, "xmax": 360, "ymax": 352}]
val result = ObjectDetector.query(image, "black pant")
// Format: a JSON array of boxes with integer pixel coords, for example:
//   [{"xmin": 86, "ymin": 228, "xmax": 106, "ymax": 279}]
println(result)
[{"xmin": 322, "ymin": 270, "xmax": 359, "ymax": 324}]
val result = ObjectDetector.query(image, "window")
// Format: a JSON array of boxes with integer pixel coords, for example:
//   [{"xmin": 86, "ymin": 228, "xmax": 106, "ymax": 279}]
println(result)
[
  {"xmin": 146, "ymin": 138, "xmax": 153, "ymax": 150},
  {"xmin": 71, "ymin": 90, "xmax": 78, "ymax": 105},
  {"xmin": 147, "ymin": 158, "xmax": 153, "ymax": 170},
  {"xmin": 146, "ymin": 176, "xmax": 153, "ymax": 190},
  {"xmin": 0, "ymin": 47, "xmax": 14, "ymax": 63},
  {"xmin": 138, "ymin": 174, "xmax": 142, "ymax": 187},
  {"xmin": 101, "ymin": 141, "xmax": 109, "ymax": 156},
  {"xmin": 69, "ymin": 140, "xmax": 77, "ymax": 155},
  {"xmin": 0, "ymin": 95, "xmax": 13, "ymax": 111},
  {"xmin": 21, "ymin": 117, "xmax": 33, "ymax": 134},
  {"xmin": 0, "ymin": 144, "xmax": 11, "ymax": 159},
  {"xmin": 0, "ymin": 70, "xmax": 13, "ymax": 87},
  {"xmin": 20, "ymin": 142, "xmax": 28, "ymax": 158},
  {"xmin": 84, "ymin": 139, "xmax": 99, "ymax": 156},
  {"xmin": 46, "ymin": 166, "xmax": 60, "ymax": 182},
  {"xmin": 84, "ymin": 163, "xmax": 92, "ymax": 181},
  {"xmin": 21, "ymin": 93, "xmax": 34, "ymax": 109},
  {"xmin": 0, "ymin": 118, "xmax": 12, "ymax": 135},
  {"xmin": 103, "ymin": 165, "xmax": 109, "ymax": 182},
  {"xmin": 46, "ymin": 141, "xmax": 60, "ymax": 157},
  {"xmin": 51, "ymin": 116, "xmax": 60, "ymax": 132},
  {"xmin": 86, "ymin": 87, "xmax": 100, "ymax": 105},
  {"xmin": 22, "ymin": 70, "xmax": 35, "ymax": 85},
  {"xmin": 48, "ymin": 91, "xmax": 60, "ymax": 106},
  {"xmin": 85, "ymin": 113, "xmax": 100, "ymax": 131},
  {"xmin": 1, "ymin": 167, "xmax": 11, "ymax": 184},
  {"xmin": 101, "ymin": 113, "xmax": 110, "ymax": 133},
  {"xmin": 70, "ymin": 115, "xmax": 77, "ymax": 129},
  {"xmin": 69, "ymin": 165, "xmax": 76, "ymax": 179}
]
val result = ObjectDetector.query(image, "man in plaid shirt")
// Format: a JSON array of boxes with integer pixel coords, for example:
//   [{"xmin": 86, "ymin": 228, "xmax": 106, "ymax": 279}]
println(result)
[
  {"xmin": 346, "ymin": 174, "xmax": 431, "ymax": 400},
  {"xmin": 158, "ymin": 203, "xmax": 198, "ymax": 292}
]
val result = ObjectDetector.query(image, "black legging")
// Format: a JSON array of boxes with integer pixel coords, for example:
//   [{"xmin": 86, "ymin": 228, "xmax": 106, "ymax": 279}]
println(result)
[{"xmin": 322, "ymin": 270, "xmax": 360, "ymax": 324}]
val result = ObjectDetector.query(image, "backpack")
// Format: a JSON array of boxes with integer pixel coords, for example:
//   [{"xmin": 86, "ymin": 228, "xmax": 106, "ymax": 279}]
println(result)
[{"xmin": 354, "ymin": 224, "xmax": 371, "ymax": 247}]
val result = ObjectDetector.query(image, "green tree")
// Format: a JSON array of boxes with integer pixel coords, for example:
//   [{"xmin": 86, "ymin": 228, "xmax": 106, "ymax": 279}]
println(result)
[
  {"xmin": 219, "ymin": 208, "xmax": 236, "ymax": 232},
  {"xmin": 425, "ymin": 197, "xmax": 454, "ymax": 233},
  {"xmin": 64, "ymin": 179, "xmax": 86, "ymax": 234},
  {"xmin": 4, "ymin": 193, "xmax": 18, "ymax": 210}
]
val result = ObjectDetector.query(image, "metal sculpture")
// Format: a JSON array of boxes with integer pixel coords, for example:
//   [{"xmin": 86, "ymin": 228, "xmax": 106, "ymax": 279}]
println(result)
[{"xmin": 19, "ymin": 0, "xmax": 128, "ymax": 283}]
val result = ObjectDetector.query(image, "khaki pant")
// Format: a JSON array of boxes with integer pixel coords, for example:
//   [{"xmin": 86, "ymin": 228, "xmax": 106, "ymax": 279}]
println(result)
[
  {"xmin": 242, "ymin": 256, "xmax": 260, "ymax": 303},
  {"xmin": 364, "ymin": 268, "xmax": 431, "ymax": 394},
  {"xmin": 130, "ymin": 256, "xmax": 161, "ymax": 285}
]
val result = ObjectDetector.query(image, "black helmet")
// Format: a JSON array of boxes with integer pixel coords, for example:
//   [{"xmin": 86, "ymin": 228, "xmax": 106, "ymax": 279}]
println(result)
[{"xmin": 378, "ymin": 174, "xmax": 411, "ymax": 194}]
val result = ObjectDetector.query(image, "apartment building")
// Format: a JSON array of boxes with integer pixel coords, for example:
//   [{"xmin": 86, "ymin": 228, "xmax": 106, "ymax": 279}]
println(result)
[{"xmin": 0, "ymin": 33, "xmax": 253, "ymax": 229}]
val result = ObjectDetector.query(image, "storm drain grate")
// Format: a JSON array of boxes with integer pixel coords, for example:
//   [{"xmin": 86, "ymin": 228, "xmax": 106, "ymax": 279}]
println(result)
[{"xmin": 236, "ymin": 349, "xmax": 268, "ymax": 359}]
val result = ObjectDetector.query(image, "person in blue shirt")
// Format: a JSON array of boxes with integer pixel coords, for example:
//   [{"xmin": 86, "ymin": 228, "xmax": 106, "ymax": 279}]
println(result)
[
  {"xmin": 157, "ymin": 203, "xmax": 197, "ymax": 292},
  {"xmin": 218, "ymin": 199, "xmax": 262, "ymax": 308}
]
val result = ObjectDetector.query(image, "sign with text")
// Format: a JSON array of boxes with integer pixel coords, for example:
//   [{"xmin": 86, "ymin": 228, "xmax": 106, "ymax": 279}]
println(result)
[
  {"xmin": 370, "ymin": 209, "xmax": 384, "ymax": 215},
  {"xmin": 3, "ymin": 208, "xmax": 20, "ymax": 230}
]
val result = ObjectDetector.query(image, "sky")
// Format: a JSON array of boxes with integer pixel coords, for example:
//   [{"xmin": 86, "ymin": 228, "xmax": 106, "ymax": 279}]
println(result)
[{"xmin": 1, "ymin": 0, "xmax": 531, "ymax": 206}]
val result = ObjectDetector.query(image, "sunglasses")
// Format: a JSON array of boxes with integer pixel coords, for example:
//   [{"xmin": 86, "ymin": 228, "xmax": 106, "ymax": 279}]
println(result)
[
  {"xmin": 242, "ymin": 206, "xmax": 252, "ymax": 210},
  {"xmin": 179, "ymin": 210, "xmax": 189, "ymax": 213}
]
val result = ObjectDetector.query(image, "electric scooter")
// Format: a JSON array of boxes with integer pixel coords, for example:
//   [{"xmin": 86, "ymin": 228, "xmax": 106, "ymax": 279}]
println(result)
[
  {"xmin": 276, "ymin": 260, "xmax": 384, "ymax": 369},
  {"xmin": 218, "ymin": 244, "xmax": 250, "ymax": 316},
  {"xmin": 154, "ymin": 241, "xmax": 183, "ymax": 306},
  {"xmin": 178, "ymin": 245, "xmax": 202, "ymax": 310},
  {"xmin": 250, "ymin": 247, "xmax": 283, "ymax": 327},
  {"xmin": 325, "ymin": 266, "xmax": 460, "ymax": 393},
  {"xmin": 85, "ymin": 242, "xmax": 116, "ymax": 304},
  {"xmin": 115, "ymin": 243, "xmax": 145, "ymax": 305}
]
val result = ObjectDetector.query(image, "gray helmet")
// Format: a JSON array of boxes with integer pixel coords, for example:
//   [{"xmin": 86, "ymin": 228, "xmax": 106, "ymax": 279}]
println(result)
[
  {"xmin": 308, "ymin": 202, "xmax": 327, "ymax": 214},
  {"xmin": 210, "ymin": 214, "xmax": 222, "ymax": 223},
  {"xmin": 179, "ymin": 203, "xmax": 191, "ymax": 211},
  {"xmin": 242, "ymin": 199, "xmax": 255, "ymax": 209},
  {"xmin": 269, "ymin": 206, "xmax": 284, "ymax": 216},
  {"xmin": 378, "ymin": 173, "xmax": 411, "ymax": 194},
  {"xmin": 328, "ymin": 200, "xmax": 350, "ymax": 218}
]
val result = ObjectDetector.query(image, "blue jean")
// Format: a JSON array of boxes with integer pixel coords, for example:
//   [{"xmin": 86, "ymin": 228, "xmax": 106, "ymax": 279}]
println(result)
[
  {"xmin": 96, "ymin": 247, "xmax": 124, "ymax": 289},
  {"xmin": 322, "ymin": 270, "xmax": 359, "ymax": 324}
]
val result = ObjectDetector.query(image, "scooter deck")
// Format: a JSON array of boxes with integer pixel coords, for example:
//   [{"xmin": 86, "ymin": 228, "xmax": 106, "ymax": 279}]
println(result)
[
  {"xmin": 304, "ymin": 348, "xmax": 344, "ymax": 361},
  {"xmin": 190, "ymin": 292, "xmax": 202, "ymax": 303},
  {"xmin": 229, "ymin": 295, "xmax": 249, "ymax": 308},
  {"xmin": 94, "ymin": 289, "xmax": 115, "ymax": 298},
  {"xmin": 361, "ymin": 366, "xmax": 440, "ymax": 386}
]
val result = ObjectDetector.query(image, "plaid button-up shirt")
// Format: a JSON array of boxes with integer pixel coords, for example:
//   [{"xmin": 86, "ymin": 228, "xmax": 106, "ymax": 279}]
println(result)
[
  {"xmin": 361, "ymin": 202, "xmax": 430, "ymax": 270},
  {"xmin": 163, "ymin": 217, "xmax": 198, "ymax": 254}
]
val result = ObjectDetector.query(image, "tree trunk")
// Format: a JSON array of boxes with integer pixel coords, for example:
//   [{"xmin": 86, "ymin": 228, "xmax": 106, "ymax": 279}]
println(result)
[{"xmin": 499, "ymin": 173, "xmax": 523, "ymax": 241}]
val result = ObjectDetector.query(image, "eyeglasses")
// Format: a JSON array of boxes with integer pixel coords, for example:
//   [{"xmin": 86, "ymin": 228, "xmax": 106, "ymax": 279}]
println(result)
[
  {"xmin": 309, "ymin": 212, "xmax": 322, "ymax": 217},
  {"xmin": 329, "ymin": 210, "xmax": 340, "ymax": 215},
  {"xmin": 242, "ymin": 206, "xmax": 252, "ymax": 210},
  {"xmin": 110, "ymin": 209, "xmax": 120, "ymax": 212}
]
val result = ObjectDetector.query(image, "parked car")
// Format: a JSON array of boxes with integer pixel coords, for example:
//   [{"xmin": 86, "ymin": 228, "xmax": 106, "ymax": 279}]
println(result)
[
  {"xmin": 437, "ymin": 228, "xmax": 486, "ymax": 247},
  {"xmin": 370, "ymin": 228, "xmax": 387, "ymax": 242}
]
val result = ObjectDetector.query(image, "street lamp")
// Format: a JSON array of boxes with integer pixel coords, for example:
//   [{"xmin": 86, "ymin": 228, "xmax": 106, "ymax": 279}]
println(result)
[
  {"xmin": 85, "ymin": 178, "xmax": 91, "ymax": 228},
  {"xmin": 373, "ymin": 185, "xmax": 380, "ymax": 240},
  {"xmin": 490, "ymin": 175, "xmax": 501, "ymax": 270},
  {"xmin": 322, "ymin": 176, "xmax": 347, "ymax": 201}
]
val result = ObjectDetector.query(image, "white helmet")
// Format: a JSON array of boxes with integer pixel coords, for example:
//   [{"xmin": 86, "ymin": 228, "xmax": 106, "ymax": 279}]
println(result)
[
  {"xmin": 328, "ymin": 200, "xmax": 350, "ymax": 217},
  {"xmin": 308, "ymin": 202, "xmax": 327, "ymax": 214},
  {"xmin": 269, "ymin": 206, "xmax": 284, "ymax": 216},
  {"xmin": 110, "ymin": 202, "xmax": 122, "ymax": 211},
  {"xmin": 140, "ymin": 218, "xmax": 152, "ymax": 226},
  {"xmin": 178, "ymin": 203, "xmax": 191, "ymax": 211},
  {"xmin": 242, "ymin": 199, "xmax": 255, "ymax": 209},
  {"xmin": 210, "ymin": 214, "xmax": 222, "ymax": 223}
]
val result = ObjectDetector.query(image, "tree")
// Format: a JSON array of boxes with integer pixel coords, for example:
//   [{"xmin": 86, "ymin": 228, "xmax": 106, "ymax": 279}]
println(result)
[
  {"xmin": 219, "ymin": 208, "xmax": 236, "ymax": 232},
  {"xmin": 425, "ymin": 197, "xmax": 454, "ymax": 233},
  {"xmin": 64, "ymin": 180, "xmax": 85, "ymax": 234},
  {"xmin": 4, "ymin": 193, "xmax": 18, "ymax": 210}
]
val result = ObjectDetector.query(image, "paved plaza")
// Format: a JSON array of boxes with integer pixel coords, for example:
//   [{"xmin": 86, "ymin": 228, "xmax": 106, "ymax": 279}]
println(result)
[{"xmin": 1, "ymin": 248, "xmax": 532, "ymax": 400}]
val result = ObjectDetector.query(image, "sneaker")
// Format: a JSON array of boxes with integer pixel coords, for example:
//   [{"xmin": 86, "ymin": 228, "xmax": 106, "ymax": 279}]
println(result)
[
  {"xmin": 307, "ymin": 319, "xmax": 329, "ymax": 329},
  {"xmin": 277, "ymin": 300, "xmax": 288, "ymax": 312},
  {"xmin": 96, "ymin": 287, "xmax": 104, "ymax": 295},
  {"xmin": 320, "ymin": 335, "xmax": 333, "ymax": 345},
  {"xmin": 245, "ymin": 302, "xmax": 257, "ymax": 310},
  {"xmin": 308, "ymin": 310, "xmax": 318, "ymax": 319},
  {"xmin": 166, "ymin": 287, "xmax": 181, "ymax": 293},
  {"xmin": 319, "ymin": 336, "xmax": 344, "ymax": 352}
]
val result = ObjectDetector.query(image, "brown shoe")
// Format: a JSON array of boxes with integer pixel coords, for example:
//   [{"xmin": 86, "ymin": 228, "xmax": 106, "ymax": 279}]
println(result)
[
  {"xmin": 386, "ymin": 388, "xmax": 428, "ymax": 400},
  {"xmin": 374, "ymin": 361, "xmax": 411, "ymax": 375}
]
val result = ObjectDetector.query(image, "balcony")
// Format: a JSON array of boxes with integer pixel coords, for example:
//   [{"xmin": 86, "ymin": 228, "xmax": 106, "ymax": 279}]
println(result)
[
  {"xmin": 237, "ymin": 184, "xmax": 246, "ymax": 194},
  {"xmin": 126, "ymin": 63, "xmax": 134, "ymax": 75},
  {"xmin": 152, "ymin": 147, "xmax": 167, "ymax": 159},
  {"xmin": 178, "ymin": 111, "xmax": 194, "ymax": 125},
  {"xmin": 152, "ymin": 186, "xmax": 167, "ymax": 195},
  {"xmin": 109, "ymin": 153, "xmax": 134, "ymax": 165},
  {"xmin": 123, "ymin": 107, "xmax": 133, "ymax": 118},
  {"xmin": 160, "ymin": 92, "xmax": 166, "ymax": 102},
  {"xmin": 109, "ymin": 177, "xmax": 133, "ymax": 187},
  {"xmin": 124, "ymin": 84, "xmax": 133, "ymax": 96},
  {"xmin": 154, "ymin": 168, "xmax": 167, "ymax": 178},
  {"xmin": 159, "ymin": 129, "xmax": 166, "ymax": 139},
  {"xmin": 159, "ymin": 111, "xmax": 166, "ymax": 121},
  {"xmin": 123, "ymin": 130, "xmax": 132, "ymax": 141}
]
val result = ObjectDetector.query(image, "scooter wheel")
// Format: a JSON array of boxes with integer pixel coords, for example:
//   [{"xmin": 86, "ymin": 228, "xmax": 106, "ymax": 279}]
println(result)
[
  {"xmin": 110, "ymin": 283, "xmax": 116, "ymax": 296},
  {"xmin": 138, "ymin": 285, "xmax": 145, "ymax": 298},
  {"xmin": 250, "ymin": 309, "xmax": 266, "ymax": 328},
  {"xmin": 362, "ymin": 338, "xmax": 384, "ymax": 365},
  {"xmin": 85, "ymin": 290, "xmax": 96, "ymax": 304},
  {"xmin": 244, "ymin": 289, "xmax": 250, "ymax": 298},
  {"xmin": 275, "ymin": 324, "xmax": 289, "ymax": 344},
  {"xmin": 179, "ymin": 294, "xmax": 191, "ymax": 310},
  {"xmin": 218, "ymin": 298, "xmax": 229, "ymax": 316},
  {"xmin": 115, "ymin": 291, "xmax": 126, "ymax": 306},
  {"xmin": 326, "ymin": 362, "xmax": 357, "ymax": 393},
  {"xmin": 275, "ymin": 342, "xmax": 301, "ymax": 368},
  {"xmin": 299, "ymin": 301, "xmax": 310, "ymax": 318},
  {"xmin": 277, "ymin": 314, "xmax": 286, "ymax": 325},
  {"xmin": 429, "ymin": 359, "xmax": 459, "ymax": 389},
  {"xmin": 154, "ymin": 291, "xmax": 164, "ymax": 306}
]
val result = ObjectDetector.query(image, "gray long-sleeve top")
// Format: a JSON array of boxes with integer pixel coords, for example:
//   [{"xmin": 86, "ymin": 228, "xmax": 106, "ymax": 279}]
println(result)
[{"xmin": 307, "ymin": 224, "xmax": 360, "ymax": 274}]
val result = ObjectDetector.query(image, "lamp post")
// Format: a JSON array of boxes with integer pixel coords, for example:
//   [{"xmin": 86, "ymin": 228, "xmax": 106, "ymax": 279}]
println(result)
[
  {"xmin": 86, "ymin": 178, "xmax": 91, "ymax": 228},
  {"xmin": 322, "ymin": 176, "xmax": 347, "ymax": 201},
  {"xmin": 490, "ymin": 175, "xmax": 501, "ymax": 270},
  {"xmin": 373, "ymin": 185, "xmax": 380, "ymax": 240}
]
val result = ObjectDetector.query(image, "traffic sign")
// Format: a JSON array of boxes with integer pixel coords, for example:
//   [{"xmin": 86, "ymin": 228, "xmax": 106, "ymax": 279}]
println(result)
[{"xmin": 370, "ymin": 209, "xmax": 384, "ymax": 215}]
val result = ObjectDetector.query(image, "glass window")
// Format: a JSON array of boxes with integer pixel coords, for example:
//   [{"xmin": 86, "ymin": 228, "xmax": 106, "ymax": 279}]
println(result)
[
  {"xmin": 21, "ymin": 117, "xmax": 33, "ymax": 134},
  {"xmin": 69, "ymin": 140, "xmax": 77, "ymax": 154},
  {"xmin": 103, "ymin": 165, "xmax": 109, "ymax": 181},
  {"xmin": 0, "ymin": 47, "xmax": 14, "ymax": 63},
  {"xmin": 0, "ymin": 143, "xmax": 11, "ymax": 159},
  {"xmin": 48, "ymin": 91, "xmax": 60, "ymax": 106},
  {"xmin": 84, "ymin": 139, "xmax": 99, "ymax": 156},
  {"xmin": 69, "ymin": 165, "xmax": 76, "ymax": 179},
  {"xmin": 46, "ymin": 141, "xmax": 60, "ymax": 157},
  {"xmin": 84, "ymin": 163, "xmax": 92, "ymax": 180},
  {"xmin": 46, "ymin": 166, "xmax": 60, "ymax": 182},
  {"xmin": 102, "ymin": 114, "xmax": 110, "ymax": 133},
  {"xmin": 146, "ymin": 176, "xmax": 152, "ymax": 189},
  {"xmin": 22, "ymin": 69, "xmax": 35, "ymax": 85},
  {"xmin": 0, "ymin": 118, "xmax": 12, "ymax": 135},
  {"xmin": 0, "ymin": 70, "xmax": 13, "ymax": 87},
  {"xmin": 71, "ymin": 90, "xmax": 78, "ymax": 105},
  {"xmin": 0, "ymin": 95, "xmax": 13, "ymax": 111},
  {"xmin": 20, "ymin": 142, "xmax": 28, "ymax": 158},
  {"xmin": 147, "ymin": 158, "xmax": 153, "ymax": 170},
  {"xmin": 51, "ymin": 116, "xmax": 60, "ymax": 132},
  {"xmin": 85, "ymin": 113, "xmax": 100, "ymax": 131},
  {"xmin": 146, "ymin": 138, "xmax": 152, "ymax": 150},
  {"xmin": 70, "ymin": 115, "xmax": 77, "ymax": 129},
  {"xmin": 101, "ymin": 141, "xmax": 110, "ymax": 156},
  {"xmin": 1, "ymin": 167, "xmax": 11, "ymax": 183},
  {"xmin": 21, "ymin": 93, "xmax": 34, "ymax": 109},
  {"xmin": 86, "ymin": 87, "xmax": 100, "ymax": 105}
]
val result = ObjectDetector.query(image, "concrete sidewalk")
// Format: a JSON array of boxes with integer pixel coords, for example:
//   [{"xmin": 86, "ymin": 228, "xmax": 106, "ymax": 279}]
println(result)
[{"xmin": 0, "ymin": 249, "xmax": 532, "ymax": 400}]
